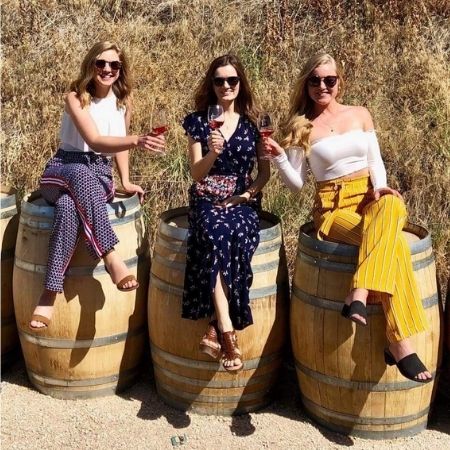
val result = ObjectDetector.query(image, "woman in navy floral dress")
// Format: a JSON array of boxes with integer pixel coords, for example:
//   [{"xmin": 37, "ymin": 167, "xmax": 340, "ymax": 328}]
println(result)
[{"xmin": 182, "ymin": 54, "xmax": 270, "ymax": 371}]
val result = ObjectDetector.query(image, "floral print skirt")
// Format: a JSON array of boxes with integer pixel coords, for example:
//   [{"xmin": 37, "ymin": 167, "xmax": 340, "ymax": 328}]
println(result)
[{"xmin": 182, "ymin": 175, "xmax": 260, "ymax": 330}]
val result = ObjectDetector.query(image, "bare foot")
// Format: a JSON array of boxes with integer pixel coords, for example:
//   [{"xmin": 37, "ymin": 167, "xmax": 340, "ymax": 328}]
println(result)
[
  {"xmin": 30, "ymin": 289, "xmax": 57, "ymax": 329},
  {"xmin": 389, "ymin": 339, "xmax": 432, "ymax": 381},
  {"xmin": 344, "ymin": 288, "xmax": 369, "ymax": 325},
  {"xmin": 103, "ymin": 249, "xmax": 138, "ymax": 290}
]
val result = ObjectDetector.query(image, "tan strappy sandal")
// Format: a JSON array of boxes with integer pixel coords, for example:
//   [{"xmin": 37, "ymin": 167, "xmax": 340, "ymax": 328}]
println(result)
[
  {"xmin": 199, "ymin": 320, "xmax": 221, "ymax": 359},
  {"xmin": 29, "ymin": 314, "xmax": 51, "ymax": 331},
  {"xmin": 220, "ymin": 330, "xmax": 243, "ymax": 372}
]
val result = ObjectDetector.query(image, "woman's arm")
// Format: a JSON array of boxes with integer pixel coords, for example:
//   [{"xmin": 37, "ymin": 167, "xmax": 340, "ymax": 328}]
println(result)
[
  {"xmin": 188, "ymin": 131, "xmax": 224, "ymax": 181},
  {"xmin": 265, "ymin": 138, "xmax": 307, "ymax": 192},
  {"xmin": 217, "ymin": 140, "xmax": 271, "ymax": 207},
  {"xmin": 65, "ymin": 92, "xmax": 165, "ymax": 154},
  {"xmin": 114, "ymin": 100, "xmax": 144, "ymax": 201},
  {"xmin": 359, "ymin": 107, "xmax": 402, "ymax": 200}
]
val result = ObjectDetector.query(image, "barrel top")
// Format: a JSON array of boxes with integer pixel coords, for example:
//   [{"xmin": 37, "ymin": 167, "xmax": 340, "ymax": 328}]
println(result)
[
  {"xmin": 159, "ymin": 207, "xmax": 282, "ymax": 241},
  {"xmin": 299, "ymin": 221, "xmax": 432, "ymax": 256},
  {"xmin": 21, "ymin": 191, "xmax": 140, "ymax": 218}
]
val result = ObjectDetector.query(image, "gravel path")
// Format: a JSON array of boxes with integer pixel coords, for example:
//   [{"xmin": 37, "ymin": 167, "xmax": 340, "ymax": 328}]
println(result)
[{"xmin": 2, "ymin": 358, "xmax": 449, "ymax": 450}]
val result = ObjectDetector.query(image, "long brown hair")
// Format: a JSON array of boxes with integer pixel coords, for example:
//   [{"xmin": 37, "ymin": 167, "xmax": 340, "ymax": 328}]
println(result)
[
  {"xmin": 194, "ymin": 54, "xmax": 259, "ymax": 123},
  {"xmin": 282, "ymin": 52, "xmax": 345, "ymax": 154},
  {"xmin": 70, "ymin": 41, "xmax": 132, "ymax": 109}
]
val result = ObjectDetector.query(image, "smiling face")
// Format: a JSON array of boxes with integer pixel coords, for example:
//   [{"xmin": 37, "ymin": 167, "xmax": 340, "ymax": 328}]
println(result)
[
  {"xmin": 212, "ymin": 64, "xmax": 240, "ymax": 105},
  {"xmin": 93, "ymin": 49, "xmax": 121, "ymax": 94},
  {"xmin": 306, "ymin": 62, "xmax": 339, "ymax": 107}
]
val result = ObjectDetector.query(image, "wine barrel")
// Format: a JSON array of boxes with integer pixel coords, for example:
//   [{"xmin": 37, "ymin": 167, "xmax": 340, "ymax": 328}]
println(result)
[
  {"xmin": 1, "ymin": 187, "xmax": 20, "ymax": 368},
  {"xmin": 148, "ymin": 207, "xmax": 289, "ymax": 415},
  {"xmin": 13, "ymin": 192, "xmax": 149, "ymax": 399},
  {"xmin": 441, "ymin": 278, "xmax": 450, "ymax": 400},
  {"xmin": 291, "ymin": 222, "xmax": 441, "ymax": 439}
]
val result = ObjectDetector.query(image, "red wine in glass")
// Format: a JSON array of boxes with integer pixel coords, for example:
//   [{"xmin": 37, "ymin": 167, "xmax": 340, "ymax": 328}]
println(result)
[
  {"xmin": 257, "ymin": 112, "xmax": 275, "ymax": 160},
  {"xmin": 152, "ymin": 125, "xmax": 169, "ymax": 135},
  {"xmin": 207, "ymin": 105, "xmax": 224, "ymax": 131},
  {"xmin": 259, "ymin": 127, "xmax": 274, "ymax": 139},
  {"xmin": 152, "ymin": 109, "xmax": 168, "ymax": 136},
  {"xmin": 209, "ymin": 118, "xmax": 224, "ymax": 129}
]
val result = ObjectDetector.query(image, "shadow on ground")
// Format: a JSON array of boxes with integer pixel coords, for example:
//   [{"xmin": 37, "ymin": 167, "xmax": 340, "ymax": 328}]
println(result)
[{"xmin": 2, "ymin": 357, "xmax": 449, "ymax": 443}]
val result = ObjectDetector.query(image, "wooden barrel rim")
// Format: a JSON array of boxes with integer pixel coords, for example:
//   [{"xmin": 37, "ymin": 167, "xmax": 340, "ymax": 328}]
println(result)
[
  {"xmin": 0, "ymin": 192, "xmax": 17, "ymax": 209},
  {"xmin": 301, "ymin": 396, "xmax": 427, "ymax": 439},
  {"xmin": 294, "ymin": 358, "xmax": 436, "ymax": 391},
  {"xmin": 292, "ymin": 285, "xmax": 438, "ymax": 313},
  {"xmin": 156, "ymin": 383, "xmax": 272, "ymax": 415},
  {"xmin": 20, "ymin": 193, "xmax": 142, "ymax": 229},
  {"xmin": 19, "ymin": 324, "xmax": 146, "ymax": 348},
  {"xmin": 158, "ymin": 206, "xmax": 282, "ymax": 243},
  {"xmin": 15, "ymin": 254, "xmax": 145, "ymax": 277},
  {"xmin": 27, "ymin": 365, "xmax": 139, "ymax": 387},
  {"xmin": 299, "ymin": 221, "xmax": 432, "ymax": 256}
]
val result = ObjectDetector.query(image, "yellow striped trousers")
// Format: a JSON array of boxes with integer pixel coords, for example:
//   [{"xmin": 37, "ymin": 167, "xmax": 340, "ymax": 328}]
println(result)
[{"xmin": 312, "ymin": 176, "xmax": 428, "ymax": 342}]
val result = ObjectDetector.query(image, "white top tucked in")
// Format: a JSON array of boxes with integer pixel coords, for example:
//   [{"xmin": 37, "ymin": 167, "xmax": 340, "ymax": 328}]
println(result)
[
  {"xmin": 59, "ymin": 94, "xmax": 126, "ymax": 155},
  {"xmin": 273, "ymin": 129, "xmax": 387, "ymax": 191}
]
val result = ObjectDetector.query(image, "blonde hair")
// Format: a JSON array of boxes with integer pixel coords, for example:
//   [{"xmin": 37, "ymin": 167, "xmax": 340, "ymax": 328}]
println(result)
[
  {"xmin": 70, "ymin": 41, "xmax": 132, "ymax": 109},
  {"xmin": 282, "ymin": 52, "xmax": 345, "ymax": 155},
  {"xmin": 280, "ymin": 114, "xmax": 313, "ymax": 154}
]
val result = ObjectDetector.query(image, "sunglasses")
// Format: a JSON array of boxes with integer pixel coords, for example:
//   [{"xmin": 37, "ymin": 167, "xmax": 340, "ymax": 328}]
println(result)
[
  {"xmin": 95, "ymin": 59, "xmax": 122, "ymax": 71},
  {"xmin": 212, "ymin": 76, "xmax": 240, "ymax": 87},
  {"xmin": 307, "ymin": 75, "xmax": 338, "ymax": 88}
]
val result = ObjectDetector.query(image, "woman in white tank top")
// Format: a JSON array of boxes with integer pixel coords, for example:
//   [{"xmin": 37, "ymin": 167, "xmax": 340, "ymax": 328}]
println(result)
[
  {"xmin": 29, "ymin": 41, "xmax": 165, "ymax": 330},
  {"xmin": 265, "ymin": 52, "xmax": 431, "ymax": 383}
]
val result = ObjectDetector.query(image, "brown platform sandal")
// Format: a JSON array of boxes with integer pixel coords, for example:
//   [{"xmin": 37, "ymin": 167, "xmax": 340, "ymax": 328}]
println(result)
[
  {"xmin": 29, "ymin": 314, "xmax": 51, "ymax": 331},
  {"xmin": 199, "ymin": 320, "xmax": 221, "ymax": 359},
  {"xmin": 220, "ymin": 330, "xmax": 243, "ymax": 372},
  {"xmin": 116, "ymin": 275, "xmax": 139, "ymax": 292}
]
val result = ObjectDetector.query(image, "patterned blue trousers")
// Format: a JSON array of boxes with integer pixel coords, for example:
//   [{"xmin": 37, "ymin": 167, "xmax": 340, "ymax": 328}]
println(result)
[{"xmin": 40, "ymin": 149, "xmax": 118, "ymax": 292}]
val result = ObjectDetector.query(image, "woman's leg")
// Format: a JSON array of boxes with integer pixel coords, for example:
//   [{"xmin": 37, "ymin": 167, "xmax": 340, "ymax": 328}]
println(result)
[
  {"xmin": 325, "ymin": 195, "xmax": 431, "ymax": 380},
  {"xmin": 213, "ymin": 273, "xmax": 242, "ymax": 369},
  {"xmin": 30, "ymin": 193, "xmax": 80, "ymax": 328},
  {"xmin": 42, "ymin": 163, "xmax": 137, "ymax": 290}
]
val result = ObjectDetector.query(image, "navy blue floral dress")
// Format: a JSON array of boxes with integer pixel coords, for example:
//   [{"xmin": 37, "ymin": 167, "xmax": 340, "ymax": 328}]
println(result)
[{"xmin": 182, "ymin": 111, "xmax": 261, "ymax": 330}]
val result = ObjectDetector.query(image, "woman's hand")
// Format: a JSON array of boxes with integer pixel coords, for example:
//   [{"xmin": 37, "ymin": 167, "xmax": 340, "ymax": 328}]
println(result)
[
  {"xmin": 207, "ymin": 130, "xmax": 225, "ymax": 155},
  {"xmin": 137, "ymin": 133, "xmax": 166, "ymax": 154},
  {"xmin": 216, "ymin": 193, "xmax": 250, "ymax": 208},
  {"xmin": 121, "ymin": 181, "xmax": 145, "ymax": 204},
  {"xmin": 263, "ymin": 137, "xmax": 286, "ymax": 158},
  {"xmin": 372, "ymin": 186, "xmax": 403, "ymax": 201}
]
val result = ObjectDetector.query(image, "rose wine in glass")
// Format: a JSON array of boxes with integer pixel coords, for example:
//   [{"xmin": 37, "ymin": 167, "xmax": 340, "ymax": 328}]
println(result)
[
  {"xmin": 152, "ymin": 108, "xmax": 169, "ymax": 136},
  {"xmin": 207, "ymin": 105, "xmax": 224, "ymax": 130},
  {"xmin": 258, "ymin": 112, "xmax": 275, "ymax": 160}
]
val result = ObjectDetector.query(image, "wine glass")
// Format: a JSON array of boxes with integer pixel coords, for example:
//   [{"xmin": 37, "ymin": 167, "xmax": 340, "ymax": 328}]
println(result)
[
  {"xmin": 207, "ymin": 105, "xmax": 224, "ymax": 130},
  {"xmin": 257, "ymin": 112, "xmax": 275, "ymax": 160},
  {"xmin": 152, "ymin": 108, "xmax": 169, "ymax": 136}
]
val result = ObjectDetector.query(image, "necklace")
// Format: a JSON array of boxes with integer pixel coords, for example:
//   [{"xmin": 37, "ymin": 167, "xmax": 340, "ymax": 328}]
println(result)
[{"xmin": 318, "ymin": 116, "xmax": 336, "ymax": 133}]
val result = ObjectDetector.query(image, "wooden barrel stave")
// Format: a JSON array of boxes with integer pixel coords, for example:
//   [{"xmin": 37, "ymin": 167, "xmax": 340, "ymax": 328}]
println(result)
[
  {"xmin": 291, "ymin": 222, "xmax": 441, "ymax": 438},
  {"xmin": 148, "ymin": 207, "xmax": 288, "ymax": 414},
  {"xmin": 1, "ymin": 189, "xmax": 20, "ymax": 368},
  {"xmin": 13, "ymin": 192, "xmax": 149, "ymax": 398}
]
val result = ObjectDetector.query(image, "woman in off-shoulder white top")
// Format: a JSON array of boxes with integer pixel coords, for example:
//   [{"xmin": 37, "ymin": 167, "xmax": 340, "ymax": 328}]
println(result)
[{"xmin": 264, "ymin": 52, "xmax": 432, "ymax": 383}]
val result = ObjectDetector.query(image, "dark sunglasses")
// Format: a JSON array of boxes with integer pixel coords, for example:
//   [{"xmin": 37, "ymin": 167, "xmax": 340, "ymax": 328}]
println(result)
[
  {"xmin": 307, "ymin": 75, "xmax": 338, "ymax": 88},
  {"xmin": 95, "ymin": 59, "xmax": 122, "ymax": 71},
  {"xmin": 212, "ymin": 76, "xmax": 240, "ymax": 87}
]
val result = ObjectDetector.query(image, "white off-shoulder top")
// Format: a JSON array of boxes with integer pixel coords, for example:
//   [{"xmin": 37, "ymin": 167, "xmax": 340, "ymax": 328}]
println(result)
[
  {"xmin": 59, "ymin": 94, "xmax": 126, "ymax": 154},
  {"xmin": 273, "ymin": 129, "xmax": 387, "ymax": 191}
]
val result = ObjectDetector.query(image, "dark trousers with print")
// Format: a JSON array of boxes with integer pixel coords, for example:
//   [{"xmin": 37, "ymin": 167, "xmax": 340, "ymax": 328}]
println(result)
[{"xmin": 40, "ymin": 149, "xmax": 118, "ymax": 292}]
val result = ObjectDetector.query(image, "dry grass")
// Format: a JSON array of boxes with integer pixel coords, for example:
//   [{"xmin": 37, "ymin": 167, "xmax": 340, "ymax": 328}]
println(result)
[{"xmin": 2, "ymin": 0, "xmax": 449, "ymax": 293}]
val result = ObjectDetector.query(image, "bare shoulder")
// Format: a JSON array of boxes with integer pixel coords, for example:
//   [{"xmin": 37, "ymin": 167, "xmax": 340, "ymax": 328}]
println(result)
[
  {"xmin": 65, "ymin": 91, "xmax": 82, "ymax": 111},
  {"xmin": 342, "ymin": 105, "xmax": 374, "ymax": 129}
]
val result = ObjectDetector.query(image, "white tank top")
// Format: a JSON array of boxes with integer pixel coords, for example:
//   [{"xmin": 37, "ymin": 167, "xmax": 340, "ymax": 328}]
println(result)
[{"xmin": 59, "ymin": 94, "xmax": 126, "ymax": 154}]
